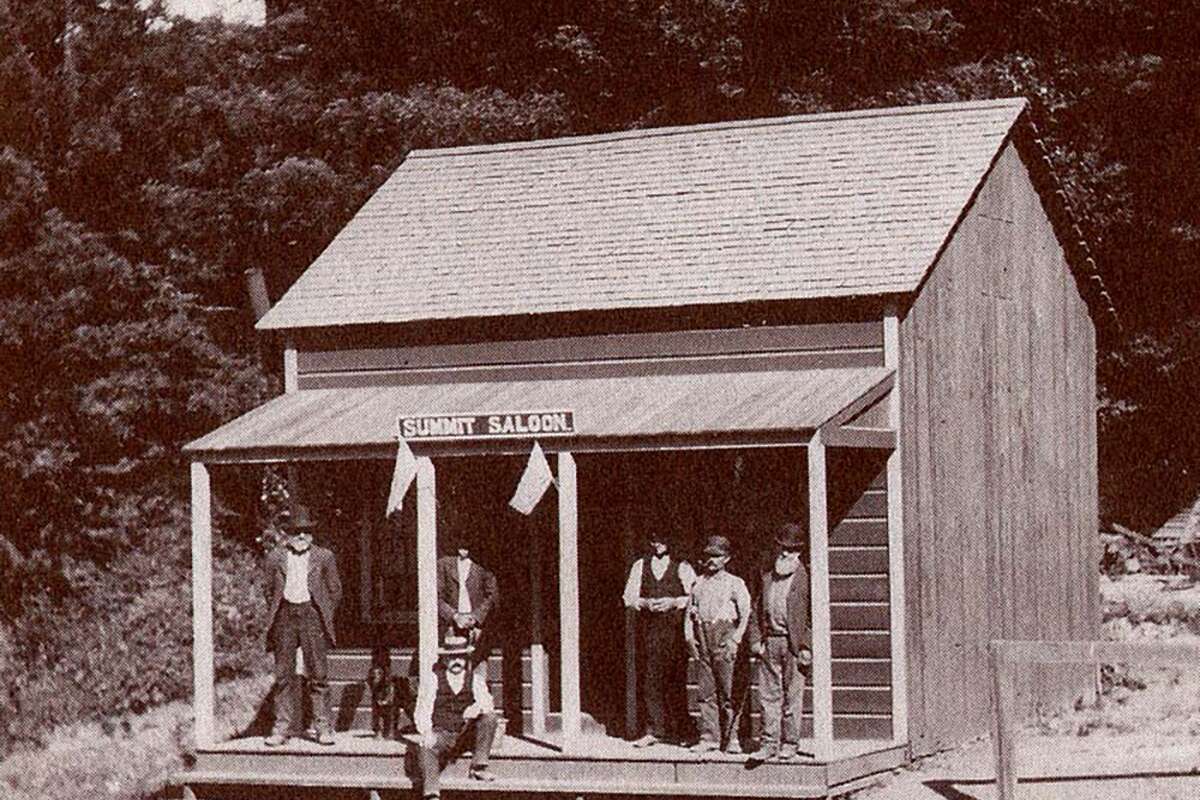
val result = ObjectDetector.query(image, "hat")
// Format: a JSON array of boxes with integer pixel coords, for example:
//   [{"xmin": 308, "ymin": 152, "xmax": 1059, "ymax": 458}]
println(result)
[
  {"xmin": 286, "ymin": 504, "xmax": 317, "ymax": 533},
  {"xmin": 775, "ymin": 522, "xmax": 807, "ymax": 551},
  {"xmin": 439, "ymin": 634, "xmax": 473, "ymax": 657},
  {"xmin": 701, "ymin": 535, "xmax": 732, "ymax": 557}
]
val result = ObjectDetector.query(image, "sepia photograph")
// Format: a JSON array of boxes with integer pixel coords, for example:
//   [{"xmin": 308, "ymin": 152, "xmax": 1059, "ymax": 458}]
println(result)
[{"xmin": 1, "ymin": 2, "xmax": 1197, "ymax": 799}]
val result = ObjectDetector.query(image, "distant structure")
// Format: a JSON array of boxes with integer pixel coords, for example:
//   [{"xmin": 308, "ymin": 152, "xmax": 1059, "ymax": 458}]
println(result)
[{"xmin": 163, "ymin": 0, "xmax": 265, "ymax": 25}]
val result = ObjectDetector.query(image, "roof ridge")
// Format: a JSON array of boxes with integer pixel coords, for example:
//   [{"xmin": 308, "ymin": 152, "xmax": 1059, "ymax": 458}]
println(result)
[{"xmin": 408, "ymin": 97, "xmax": 1028, "ymax": 160}]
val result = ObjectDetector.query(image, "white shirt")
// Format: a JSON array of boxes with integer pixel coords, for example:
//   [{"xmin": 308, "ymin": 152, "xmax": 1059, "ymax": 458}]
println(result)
[
  {"xmin": 283, "ymin": 549, "xmax": 311, "ymax": 603},
  {"xmin": 414, "ymin": 661, "xmax": 495, "ymax": 734},
  {"xmin": 456, "ymin": 557, "xmax": 473, "ymax": 614},
  {"xmin": 622, "ymin": 555, "xmax": 696, "ymax": 609}
]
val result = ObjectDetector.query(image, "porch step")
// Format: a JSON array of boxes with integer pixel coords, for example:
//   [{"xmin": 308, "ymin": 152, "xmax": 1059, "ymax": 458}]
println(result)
[{"xmin": 178, "ymin": 768, "xmax": 831, "ymax": 798}]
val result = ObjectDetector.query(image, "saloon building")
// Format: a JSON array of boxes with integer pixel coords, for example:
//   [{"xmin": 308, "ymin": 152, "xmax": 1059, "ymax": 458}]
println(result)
[{"xmin": 180, "ymin": 97, "xmax": 1109, "ymax": 798}]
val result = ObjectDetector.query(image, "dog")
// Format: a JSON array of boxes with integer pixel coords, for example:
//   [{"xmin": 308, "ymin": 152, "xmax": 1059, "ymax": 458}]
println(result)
[{"xmin": 366, "ymin": 645, "xmax": 396, "ymax": 739}]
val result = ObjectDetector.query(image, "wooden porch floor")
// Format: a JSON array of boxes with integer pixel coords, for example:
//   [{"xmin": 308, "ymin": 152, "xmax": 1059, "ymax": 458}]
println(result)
[{"xmin": 181, "ymin": 730, "xmax": 907, "ymax": 798}]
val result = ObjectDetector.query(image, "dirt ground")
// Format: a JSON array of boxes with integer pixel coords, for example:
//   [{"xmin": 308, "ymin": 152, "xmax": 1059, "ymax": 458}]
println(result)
[{"xmin": 850, "ymin": 574, "xmax": 1200, "ymax": 799}]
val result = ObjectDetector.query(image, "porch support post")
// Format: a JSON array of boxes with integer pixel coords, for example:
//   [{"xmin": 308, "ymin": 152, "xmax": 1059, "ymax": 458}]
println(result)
[
  {"xmin": 807, "ymin": 434, "xmax": 834, "ymax": 759},
  {"xmin": 529, "ymin": 526, "xmax": 548, "ymax": 737},
  {"xmin": 623, "ymin": 524, "xmax": 638, "ymax": 738},
  {"xmin": 884, "ymin": 310, "xmax": 910, "ymax": 743},
  {"xmin": 190, "ymin": 461, "xmax": 215, "ymax": 748},
  {"xmin": 416, "ymin": 457, "xmax": 438, "ymax": 676},
  {"xmin": 557, "ymin": 451, "xmax": 582, "ymax": 750}
]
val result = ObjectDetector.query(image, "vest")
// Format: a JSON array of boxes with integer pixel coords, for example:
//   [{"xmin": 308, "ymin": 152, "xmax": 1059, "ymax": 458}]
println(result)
[
  {"xmin": 431, "ymin": 669, "xmax": 474, "ymax": 732},
  {"xmin": 640, "ymin": 557, "xmax": 684, "ymax": 641},
  {"xmin": 640, "ymin": 557, "xmax": 684, "ymax": 598}
]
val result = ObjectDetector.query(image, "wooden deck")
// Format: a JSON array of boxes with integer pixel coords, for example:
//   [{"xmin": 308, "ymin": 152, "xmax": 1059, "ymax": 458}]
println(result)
[{"xmin": 180, "ymin": 730, "xmax": 907, "ymax": 799}]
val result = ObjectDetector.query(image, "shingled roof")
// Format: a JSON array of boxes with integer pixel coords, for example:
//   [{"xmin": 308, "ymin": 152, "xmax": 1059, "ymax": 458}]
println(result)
[{"xmin": 258, "ymin": 98, "xmax": 1033, "ymax": 331}]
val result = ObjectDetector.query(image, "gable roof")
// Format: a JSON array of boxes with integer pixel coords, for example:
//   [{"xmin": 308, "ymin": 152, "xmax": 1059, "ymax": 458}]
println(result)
[{"xmin": 259, "ymin": 98, "xmax": 1040, "ymax": 331}]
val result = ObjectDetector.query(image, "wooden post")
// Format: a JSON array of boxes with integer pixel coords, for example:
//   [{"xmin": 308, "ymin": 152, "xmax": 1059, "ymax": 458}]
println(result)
[
  {"xmin": 283, "ymin": 337, "xmax": 298, "ymax": 394},
  {"xmin": 359, "ymin": 515, "xmax": 373, "ymax": 624},
  {"xmin": 884, "ymin": 311, "xmax": 910, "ymax": 744},
  {"xmin": 807, "ymin": 434, "xmax": 834, "ymax": 760},
  {"xmin": 989, "ymin": 643, "xmax": 1017, "ymax": 800},
  {"xmin": 529, "ymin": 525, "xmax": 548, "ymax": 737},
  {"xmin": 190, "ymin": 461, "xmax": 215, "ymax": 748},
  {"xmin": 623, "ymin": 524, "xmax": 638, "ymax": 739},
  {"xmin": 416, "ymin": 458, "xmax": 438, "ymax": 676},
  {"xmin": 557, "ymin": 451, "xmax": 582, "ymax": 750}
]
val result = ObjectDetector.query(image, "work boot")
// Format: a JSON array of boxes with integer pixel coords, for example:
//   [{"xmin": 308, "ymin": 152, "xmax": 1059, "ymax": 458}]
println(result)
[
  {"xmin": 469, "ymin": 766, "xmax": 496, "ymax": 782},
  {"xmin": 749, "ymin": 746, "xmax": 778, "ymax": 762},
  {"xmin": 264, "ymin": 733, "xmax": 288, "ymax": 747},
  {"xmin": 632, "ymin": 734, "xmax": 659, "ymax": 748}
]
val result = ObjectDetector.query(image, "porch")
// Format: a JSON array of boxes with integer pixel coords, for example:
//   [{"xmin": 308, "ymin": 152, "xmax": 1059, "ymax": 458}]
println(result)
[
  {"xmin": 184, "ymin": 730, "xmax": 907, "ymax": 798},
  {"xmin": 180, "ymin": 332, "xmax": 911, "ymax": 797}
]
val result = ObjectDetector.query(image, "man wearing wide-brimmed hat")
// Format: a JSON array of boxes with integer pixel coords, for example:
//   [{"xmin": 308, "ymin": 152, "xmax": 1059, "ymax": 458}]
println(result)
[
  {"xmin": 262, "ymin": 504, "xmax": 343, "ymax": 746},
  {"xmin": 747, "ymin": 522, "xmax": 812, "ymax": 762},
  {"xmin": 413, "ymin": 635, "xmax": 500, "ymax": 798},
  {"xmin": 622, "ymin": 530, "xmax": 696, "ymax": 747},
  {"xmin": 685, "ymin": 534, "xmax": 751, "ymax": 754}
]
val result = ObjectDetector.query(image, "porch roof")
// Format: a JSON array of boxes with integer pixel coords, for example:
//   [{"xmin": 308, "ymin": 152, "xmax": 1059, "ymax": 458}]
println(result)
[{"xmin": 184, "ymin": 366, "xmax": 892, "ymax": 462}]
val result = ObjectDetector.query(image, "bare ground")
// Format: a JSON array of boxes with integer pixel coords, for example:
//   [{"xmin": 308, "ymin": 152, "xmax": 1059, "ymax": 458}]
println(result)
[{"xmin": 850, "ymin": 574, "xmax": 1200, "ymax": 799}]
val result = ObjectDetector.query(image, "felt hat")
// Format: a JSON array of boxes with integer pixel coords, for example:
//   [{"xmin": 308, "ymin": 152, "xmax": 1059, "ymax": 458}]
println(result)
[
  {"xmin": 286, "ymin": 504, "xmax": 317, "ymax": 533},
  {"xmin": 701, "ymin": 535, "xmax": 732, "ymax": 557},
  {"xmin": 774, "ymin": 521, "xmax": 807, "ymax": 551}
]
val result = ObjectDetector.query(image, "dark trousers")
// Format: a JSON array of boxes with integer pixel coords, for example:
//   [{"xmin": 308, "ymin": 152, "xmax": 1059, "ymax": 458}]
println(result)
[
  {"xmin": 418, "ymin": 712, "xmax": 498, "ymax": 799},
  {"xmin": 695, "ymin": 620, "xmax": 737, "ymax": 747},
  {"xmin": 641, "ymin": 613, "xmax": 685, "ymax": 739},
  {"xmin": 758, "ymin": 636, "xmax": 807, "ymax": 751},
  {"xmin": 271, "ymin": 601, "xmax": 330, "ymax": 736}
]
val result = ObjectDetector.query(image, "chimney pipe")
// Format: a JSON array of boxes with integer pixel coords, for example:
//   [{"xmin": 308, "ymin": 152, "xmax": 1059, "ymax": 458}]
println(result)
[{"xmin": 244, "ymin": 267, "xmax": 271, "ymax": 322}]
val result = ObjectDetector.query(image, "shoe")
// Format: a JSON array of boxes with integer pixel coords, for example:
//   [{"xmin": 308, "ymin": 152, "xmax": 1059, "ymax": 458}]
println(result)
[
  {"xmin": 749, "ymin": 747, "xmax": 778, "ymax": 762},
  {"xmin": 725, "ymin": 740, "xmax": 743, "ymax": 755},
  {"xmin": 469, "ymin": 767, "xmax": 496, "ymax": 782},
  {"xmin": 264, "ymin": 733, "xmax": 288, "ymax": 747},
  {"xmin": 632, "ymin": 734, "xmax": 659, "ymax": 748},
  {"xmin": 316, "ymin": 730, "xmax": 336, "ymax": 746},
  {"xmin": 690, "ymin": 740, "xmax": 719, "ymax": 754},
  {"xmin": 779, "ymin": 747, "xmax": 799, "ymax": 762}
]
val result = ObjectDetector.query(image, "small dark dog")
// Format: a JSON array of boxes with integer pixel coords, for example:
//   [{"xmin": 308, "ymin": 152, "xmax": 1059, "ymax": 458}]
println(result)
[{"xmin": 366, "ymin": 645, "xmax": 396, "ymax": 739}]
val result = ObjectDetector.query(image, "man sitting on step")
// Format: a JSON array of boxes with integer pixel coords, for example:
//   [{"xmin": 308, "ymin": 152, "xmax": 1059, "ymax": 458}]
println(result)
[{"xmin": 413, "ymin": 635, "xmax": 499, "ymax": 798}]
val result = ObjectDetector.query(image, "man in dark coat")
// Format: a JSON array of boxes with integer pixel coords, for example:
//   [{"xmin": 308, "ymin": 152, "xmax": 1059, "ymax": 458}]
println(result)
[
  {"xmin": 436, "ymin": 533, "xmax": 498, "ymax": 648},
  {"xmin": 262, "ymin": 504, "xmax": 343, "ymax": 746},
  {"xmin": 413, "ymin": 636, "xmax": 499, "ymax": 799},
  {"xmin": 747, "ymin": 522, "xmax": 812, "ymax": 762}
]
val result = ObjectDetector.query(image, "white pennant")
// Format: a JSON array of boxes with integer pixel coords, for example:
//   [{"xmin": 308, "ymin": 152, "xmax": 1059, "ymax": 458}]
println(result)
[
  {"xmin": 509, "ymin": 441, "xmax": 555, "ymax": 515},
  {"xmin": 385, "ymin": 433, "xmax": 419, "ymax": 516}
]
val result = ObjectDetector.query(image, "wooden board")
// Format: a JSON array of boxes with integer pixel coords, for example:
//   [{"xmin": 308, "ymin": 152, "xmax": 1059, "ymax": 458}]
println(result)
[{"xmin": 897, "ymin": 140, "xmax": 1099, "ymax": 755}]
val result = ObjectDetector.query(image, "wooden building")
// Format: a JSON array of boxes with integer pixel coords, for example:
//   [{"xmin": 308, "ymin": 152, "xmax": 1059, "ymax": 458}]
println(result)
[{"xmin": 180, "ymin": 97, "xmax": 1110, "ymax": 798}]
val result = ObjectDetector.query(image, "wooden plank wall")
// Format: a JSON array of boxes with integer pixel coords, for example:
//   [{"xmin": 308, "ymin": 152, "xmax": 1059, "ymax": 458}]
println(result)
[
  {"xmin": 294, "ymin": 323, "xmax": 884, "ymax": 389},
  {"xmin": 898, "ymin": 141, "xmax": 1099, "ymax": 756}
]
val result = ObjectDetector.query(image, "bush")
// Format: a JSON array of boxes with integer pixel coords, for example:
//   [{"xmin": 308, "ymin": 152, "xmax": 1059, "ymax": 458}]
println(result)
[{"xmin": 1, "ymin": 503, "xmax": 268, "ymax": 756}]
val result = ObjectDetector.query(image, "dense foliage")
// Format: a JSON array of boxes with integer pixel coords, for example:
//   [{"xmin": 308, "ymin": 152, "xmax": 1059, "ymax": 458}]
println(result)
[{"xmin": 1, "ymin": 0, "xmax": 1198, "ymax": 750}]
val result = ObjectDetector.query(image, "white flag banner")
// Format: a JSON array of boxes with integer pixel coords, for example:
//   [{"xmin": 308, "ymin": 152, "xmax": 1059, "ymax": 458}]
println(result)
[
  {"xmin": 385, "ymin": 434, "xmax": 419, "ymax": 516},
  {"xmin": 509, "ymin": 441, "xmax": 555, "ymax": 515}
]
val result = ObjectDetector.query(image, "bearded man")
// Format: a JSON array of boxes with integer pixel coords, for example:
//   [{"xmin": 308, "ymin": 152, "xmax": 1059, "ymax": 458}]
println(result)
[
  {"xmin": 262, "ymin": 504, "xmax": 343, "ymax": 746},
  {"xmin": 747, "ymin": 522, "xmax": 812, "ymax": 762}
]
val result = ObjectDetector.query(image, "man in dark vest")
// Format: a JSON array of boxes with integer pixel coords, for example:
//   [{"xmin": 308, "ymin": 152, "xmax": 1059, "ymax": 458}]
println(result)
[
  {"xmin": 262, "ymin": 504, "xmax": 343, "ymax": 746},
  {"xmin": 747, "ymin": 522, "xmax": 812, "ymax": 762},
  {"xmin": 622, "ymin": 531, "xmax": 695, "ymax": 747},
  {"xmin": 413, "ymin": 636, "xmax": 499, "ymax": 799}
]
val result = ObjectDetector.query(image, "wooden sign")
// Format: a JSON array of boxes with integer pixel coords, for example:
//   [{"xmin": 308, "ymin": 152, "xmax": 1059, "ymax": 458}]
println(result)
[{"xmin": 399, "ymin": 411, "xmax": 575, "ymax": 440}]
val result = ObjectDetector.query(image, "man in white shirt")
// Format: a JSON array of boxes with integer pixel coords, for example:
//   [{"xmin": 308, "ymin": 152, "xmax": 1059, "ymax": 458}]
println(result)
[
  {"xmin": 262, "ymin": 505, "xmax": 342, "ymax": 746},
  {"xmin": 413, "ymin": 636, "xmax": 499, "ymax": 798},
  {"xmin": 622, "ymin": 532, "xmax": 695, "ymax": 747}
]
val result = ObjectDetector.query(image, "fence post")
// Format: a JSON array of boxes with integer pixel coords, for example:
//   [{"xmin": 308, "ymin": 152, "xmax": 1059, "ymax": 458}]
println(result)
[{"xmin": 989, "ymin": 642, "xmax": 1017, "ymax": 800}]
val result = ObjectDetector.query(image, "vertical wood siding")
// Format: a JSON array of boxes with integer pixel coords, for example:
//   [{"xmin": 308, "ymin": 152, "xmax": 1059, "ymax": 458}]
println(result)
[{"xmin": 899, "ymin": 142, "xmax": 1099, "ymax": 755}]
